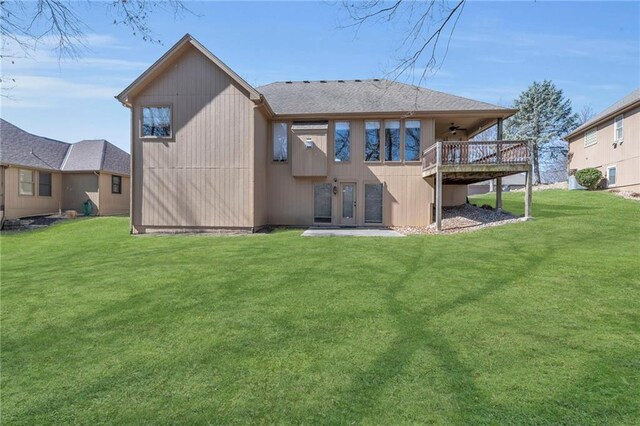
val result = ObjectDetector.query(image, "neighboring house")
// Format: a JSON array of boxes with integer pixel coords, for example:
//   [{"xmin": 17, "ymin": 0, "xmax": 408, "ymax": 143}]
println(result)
[
  {"xmin": 566, "ymin": 88, "xmax": 640, "ymax": 191},
  {"xmin": 468, "ymin": 173, "xmax": 526, "ymax": 195},
  {"xmin": 116, "ymin": 34, "xmax": 532, "ymax": 233},
  {"xmin": 0, "ymin": 119, "xmax": 131, "ymax": 221}
]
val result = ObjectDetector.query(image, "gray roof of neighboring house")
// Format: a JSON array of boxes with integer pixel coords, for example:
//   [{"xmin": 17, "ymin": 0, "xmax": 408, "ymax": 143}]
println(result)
[
  {"xmin": 566, "ymin": 88, "xmax": 640, "ymax": 139},
  {"xmin": 61, "ymin": 140, "xmax": 130, "ymax": 175},
  {"xmin": 0, "ymin": 119, "xmax": 129, "ymax": 175},
  {"xmin": 0, "ymin": 118, "xmax": 70, "ymax": 170},
  {"xmin": 258, "ymin": 79, "xmax": 513, "ymax": 115}
]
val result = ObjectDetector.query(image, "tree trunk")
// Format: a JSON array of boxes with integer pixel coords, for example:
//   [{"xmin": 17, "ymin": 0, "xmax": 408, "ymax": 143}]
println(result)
[{"xmin": 533, "ymin": 143, "xmax": 542, "ymax": 184}]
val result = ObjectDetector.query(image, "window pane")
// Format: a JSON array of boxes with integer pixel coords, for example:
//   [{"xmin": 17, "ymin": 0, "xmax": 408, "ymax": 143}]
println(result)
[
  {"xmin": 112, "ymin": 175, "xmax": 122, "ymax": 194},
  {"xmin": 384, "ymin": 120, "xmax": 401, "ymax": 161},
  {"xmin": 19, "ymin": 170, "xmax": 34, "ymax": 195},
  {"xmin": 273, "ymin": 123, "xmax": 288, "ymax": 161},
  {"xmin": 38, "ymin": 172, "xmax": 52, "ymax": 197},
  {"xmin": 365, "ymin": 183, "xmax": 383, "ymax": 223},
  {"xmin": 609, "ymin": 168, "xmax": 616, "ymax": 185},
  {"xmin": 314, "ymin": 183, "xmax": 332, "ymax": 223},
  {"xmin": 334, "ymin": 121, "xmax": 350, "ymax": 162},
  {"xmin": 615, "ymin": 116, "xmax": 623, "ymax": 141},
  {"xmin": 584, "ymin": 129, "xmax": 597, "ymax": 146},
  {"xmin": 405, "ymin": 120, "xmax": 421, "ymax": 161},
  {"xmin": 365, "ymin": 121, "xmax": 380, "ymax": 161},
  {"xmin": 142, "ymin": 107, "xmax": 171, "ymax": 137}
]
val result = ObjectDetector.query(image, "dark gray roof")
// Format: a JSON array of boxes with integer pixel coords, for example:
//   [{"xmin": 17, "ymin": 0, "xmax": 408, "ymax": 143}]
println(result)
[
  {"xmin": 258, "ymin": 79, "xmax": 511, "ymax": 115},
  {"xmin": 61, "ymin": 140, "xmax": 130, "ymax": 175},
  {"xmin": 566, "ymin": 88, "xmax": 640, "ymax": 139},
  {"xmin": 0, "ymin": 118, "xmax": 70, "ymax": 170},
  {"xmin": 0, "ymin": 119, "xmax": 129, "ymax": 175}
]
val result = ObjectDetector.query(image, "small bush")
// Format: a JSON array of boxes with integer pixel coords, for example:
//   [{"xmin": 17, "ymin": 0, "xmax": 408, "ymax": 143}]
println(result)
[{"xmin": 575, "ymin": 168, "xmax": 603, "ymax": 189}]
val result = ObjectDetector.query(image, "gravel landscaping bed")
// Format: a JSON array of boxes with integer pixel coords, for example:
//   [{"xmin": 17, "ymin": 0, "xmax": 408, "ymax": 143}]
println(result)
[
  {"xmin": 394, "ymin": 203, "xmax": 525, "ymax": 235},
  {"xmin": 609, "ymin": 189, "xmax": 640, "ymax": 201}
]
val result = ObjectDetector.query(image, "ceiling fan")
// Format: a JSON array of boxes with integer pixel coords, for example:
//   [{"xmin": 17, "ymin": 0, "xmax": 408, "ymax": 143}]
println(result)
[{"xmin": 448, "ymin": 123, "xmax": 467, "ymax": 135}]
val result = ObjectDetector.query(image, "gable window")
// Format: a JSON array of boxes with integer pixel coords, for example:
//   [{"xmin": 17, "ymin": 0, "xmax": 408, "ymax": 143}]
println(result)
[
  {"xmin": 273, "ymin": 122, "xmax": 288, "ymax": 162},
  {"xmin": 142, "ymin": 106, "xmax": 171, "ymax": 137},
  {"xmin": 313, "ymin": 183, "xmax": 332, "ymax": 223},
  {"xmin": 19, "ymin": 169, "xmax": 34, "ymax": 196},
  {"xmin": 384, "ymin": 120, "xmax": 401, "ymax": 161},
  {"xmin": 38, "ymin": 172, "xmax": 52, "ymax": 197},
  {"xmin": 607, "ymin": 166, "xmax": 617, "ymax": 186},
  {"xmin": 364, "ymin": 183, "xmax": 383, "ymax": 224},
  {"xmin": 584, "ymin": 128, "xmax": 597, "ymax": 147},
  {"xmin": 334, "ymin": 121, "xmax": 350, "ymax": 162},
  {"xmin": 364, "ymin": 121, "xmax": 381, "ymax": 162},
  {"xmin": 112, "ymin": 175, "xmax": 122, "ymax": 194},
  {"xmin": 404, "ymin": 120, "xmax": 421, "ymax": 161},
  {"xmin": 614, "ymin": 115, "xmax": 623, "ymax": 142}
]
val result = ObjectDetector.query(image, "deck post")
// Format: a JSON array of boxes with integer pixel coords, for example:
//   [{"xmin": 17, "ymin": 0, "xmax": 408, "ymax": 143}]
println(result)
[
  {"xmin": 525, "ymin": 141, "xmax": 533, "ymax": 218},
  {"xmin": 495, "ymin": 118, "xmax": 504, "ymax": 212},
  {"xmin": 436, "ymin": 142, "xmax": 443, "ymax": 231},
  {"xmin": 495, "ymin": 177, "xmax": 502, "ymax": 211}
]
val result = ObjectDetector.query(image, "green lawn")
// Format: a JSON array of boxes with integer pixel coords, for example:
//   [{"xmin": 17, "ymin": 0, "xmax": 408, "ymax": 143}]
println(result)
[{"xmin": 1, "ymin": 190, "xmax": 639, "ymax": 425}]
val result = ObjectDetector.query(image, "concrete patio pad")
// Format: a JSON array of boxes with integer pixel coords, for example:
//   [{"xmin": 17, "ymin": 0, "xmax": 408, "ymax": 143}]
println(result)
[{"xmin": 301, "ymin": 228, "xmax": 405, "ymax": 237}]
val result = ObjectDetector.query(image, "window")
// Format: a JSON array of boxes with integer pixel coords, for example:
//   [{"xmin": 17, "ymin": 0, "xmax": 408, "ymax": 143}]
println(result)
[
  {"xmin": 384, "ymin": 120, "xmax": 401, "ymax": 161},
  {"xmin": 607, "ymin": 166, "xmax": 617, "ymax": 186},
  {"xmin": 334, "ymin": 121, "xmax": 350, "ymax": 162},
  {"xmin": 273, "ymin": 122, "xmax": 288, "ymax": 162},
  {"xmin": 364, "ymin": 183, "xmax": 383, "ymax": 224},
  {"xmin": 19, "ymin": 169, "xmax": 34, "ymax": 196},
  {"xmin": 584, "ymin": 128, "xmax": 597, "ymax": 147},
  {"xmin": 614, "ymin": 115, "xmax": 623, "ymax": 142},
  {"xmin": 142, "ymin": 106, "xmax": 171, "ymax": 137},
  {"xmin": 38, "ymin": 172, "xmax": 52, "ymax": 197},
  {"xmin": 112, "ymin": 175, "xmax": 122, "ymax": 194},
  {"xmin": 364, "ymin": 121, "xmax": 381, "ymax": 161},
  {"xmin": 314, "ymin": 183, "xmax": 332, "ymax": 223},
  {"xmin": 404, "ymin": 120, "xmax": 421, "ymax": 161}
]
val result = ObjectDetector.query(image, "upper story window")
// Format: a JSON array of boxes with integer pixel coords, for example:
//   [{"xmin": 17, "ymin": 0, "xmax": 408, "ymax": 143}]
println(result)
[
  {"xmin": 334, "ymin": 121, "xmax": 350, "ymax": 162},
  {"xmin": 112, "ymin": 175, "xmax": 122, "ymax": 194},
  {"xmin": 584, "ymin": 128, "xmax": 597, "ymax": 147},
  {"xmin": 19, "ymin": 169, "xmax": 34, "ymax": 196},
  {"xmin": 384, "ymin": 120, "xmax": 401, "ymax": 161},
  {"xmin": 364, "ymin": 121, "xmax": 381, "ymax": 162},
  {"xmin": 38, "ymin": 172, "xmax": 52, "ymax": 197},
  {"xmin": 614, "ymin": 115, "xmax": 623, "ymax": 142},
  {"xmin": 404, "ymin": 120, "xmax": 421, "ymax": 161},
  {"xmin": 273, "ymin": 122, "xmax": 288, "ymax": 162},
  {"xmin": 142, "ymin": 106, "xmax": 171, "ymax": 138}
]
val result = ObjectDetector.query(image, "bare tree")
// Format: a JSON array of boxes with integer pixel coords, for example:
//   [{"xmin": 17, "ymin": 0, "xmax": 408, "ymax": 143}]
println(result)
[
  {"xmin": 342, "ymin": 0, "xmax": 465, "ymax": 84},
  {"xmin": 577, "ymin": 104, "xmax": 596, "ymax": 126}
]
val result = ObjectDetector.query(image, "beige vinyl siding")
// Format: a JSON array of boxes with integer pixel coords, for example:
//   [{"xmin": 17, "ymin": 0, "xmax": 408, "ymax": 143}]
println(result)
[
  {"xmin": 3, "ymin": 167, "xmax": 62, "ymax": 220},
  {"xmin": 291, "ymin": 128, "xmax": 328, "ymax": 177},
  {"xmin": 253, "ymin": 108, "xmax": 269, "ymax": 228},
  {"xmin": 569, "ymin": 105, "xmax": 640, "ymax": 190},
  {"xmin": 266, "ymin": 118, "xmax": 437, "ymax": 227},
  {"xmin": 62, "ymin": 173, "xmax": 99, "ymax": 214},
  {"xmin": 99, "ymin": 173, "xmax": 130, "ymax": 215},
  {"xmin": 130, "ymin": 46, "xmax": 255, "ymax": 231}
]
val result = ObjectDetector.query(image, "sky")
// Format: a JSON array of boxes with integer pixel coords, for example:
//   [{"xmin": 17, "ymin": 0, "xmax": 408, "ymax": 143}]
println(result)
[{"xmin": 1, "ymin": 1, "xmax": 638, "ymax": 153}]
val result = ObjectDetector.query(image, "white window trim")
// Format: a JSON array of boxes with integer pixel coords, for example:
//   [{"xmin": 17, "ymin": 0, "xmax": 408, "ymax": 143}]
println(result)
[
  {"xmin": 584, "ymin": 128, "xmax": 597, "ymax": 147},
  {"xmin": 614, "ymin": 114, "xmax": 623, "ymax": 143},
  {"xmin": 140, "ymin": 105, "xmax": 173, "ymax": 140},
  {"xmin": 606, "ymin": 165, "xmax": 617, "ymax": 187}
]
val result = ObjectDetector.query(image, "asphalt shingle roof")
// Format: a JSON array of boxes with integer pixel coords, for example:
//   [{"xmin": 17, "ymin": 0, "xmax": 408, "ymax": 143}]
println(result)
[
  {"xmin": 258, "ymin": 79, "xmax": 510, "ymax": 115},
  {"xmin": 1, "ymin": 119, "xmax": 129, "ymax": 175},
  {"xmin": 566, "ymin": 88, "xmax": 640, "ymax": 139}
]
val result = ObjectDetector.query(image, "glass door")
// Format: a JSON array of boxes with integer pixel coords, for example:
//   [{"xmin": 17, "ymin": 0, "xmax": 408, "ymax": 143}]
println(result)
[{"xmin": 341, "ymin": 183, "xmax": 356, "ymax": 226}]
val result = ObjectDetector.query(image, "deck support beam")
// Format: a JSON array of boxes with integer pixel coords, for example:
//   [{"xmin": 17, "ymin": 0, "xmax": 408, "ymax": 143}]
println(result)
[
  {"xmin": 525, "ymin": 142, "xmax": 533, "ymax": 218},
  {"xmin": 435, "ymin": 142, "xmax": 443, "ymax": 231},
  {"xmin": 495, "ymin": 177, "xmax": 502, "ymax": 211}
]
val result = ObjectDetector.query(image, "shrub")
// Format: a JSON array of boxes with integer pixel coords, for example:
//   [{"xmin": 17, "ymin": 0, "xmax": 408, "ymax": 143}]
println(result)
[{"xmin": 575, "ymin": 168, "xmax": 603, "ymax": 189}]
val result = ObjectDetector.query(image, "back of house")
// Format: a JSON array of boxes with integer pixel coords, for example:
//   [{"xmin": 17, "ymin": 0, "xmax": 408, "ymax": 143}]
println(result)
[
  {"xmin": 566, "ymin": 89, "xmax": 640, "ymax": 191},
  {"xmin": 117, "ymin": 34, "xmax": 523, "ymax": 233}
]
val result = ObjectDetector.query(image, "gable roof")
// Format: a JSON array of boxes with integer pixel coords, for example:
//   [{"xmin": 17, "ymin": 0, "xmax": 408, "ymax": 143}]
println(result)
[
  {"xmin": 0, "ymin": 118, "xmax": 70, "ymax": 170},
  {"xmin": 61, "ymin": 140, "xmax": 130, "ymax": 175},
  {"xmin": 565, "ymin": 88, "xmax": 640, "ymax": 140},
  {"xmin": 116, "ymin": 33, "xmax": 262, "ymax": 105},
  {"xmin": 0, "ymin": 119, "xmax": 129, "ymax": 175},
  {"xmin": 257, "ymin": 79, "xmax": 515, "ymax": 116}
]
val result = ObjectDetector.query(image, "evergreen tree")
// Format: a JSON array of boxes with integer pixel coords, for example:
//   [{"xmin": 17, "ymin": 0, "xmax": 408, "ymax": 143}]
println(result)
[{"xmin": 505, "ymin": 80, "xmax": 578, "ymax": 184}]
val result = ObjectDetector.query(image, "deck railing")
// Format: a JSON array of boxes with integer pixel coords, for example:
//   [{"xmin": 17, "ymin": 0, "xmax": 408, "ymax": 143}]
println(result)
[{"xmin": 422, "ymin": 140, "xmax": 530, "ymax": 171}]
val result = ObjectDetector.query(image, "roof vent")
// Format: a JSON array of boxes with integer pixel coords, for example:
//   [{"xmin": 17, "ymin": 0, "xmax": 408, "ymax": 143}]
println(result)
[
  {"xmin": 373, "ymin": 78, "xmax": 380, "ymax": 82},
  {"xmin": 338, "ymin": 80, "xmax": 345, "ymax": 83},
  {"xmin": 303, "ymin": 80, "xmax": 310, "ymax": 83},
  {"xmin": 320, "ymin": 80, "xmax": 327, "ymax": 83},
  {"xmin": 285, "ymin": 81, "xmax": 292, "ymax": 84},
  {"xmin": 355, "ymin": 79, "xmax": 362, "ymax": 82}
]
